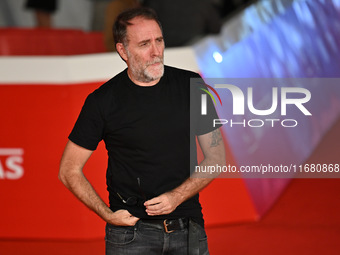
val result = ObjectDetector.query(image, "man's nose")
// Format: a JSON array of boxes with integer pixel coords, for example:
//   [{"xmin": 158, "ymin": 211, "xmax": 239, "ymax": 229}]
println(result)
[{"xmin": 151, "ymin": 42, "xmax": 162, "ymax": 57}]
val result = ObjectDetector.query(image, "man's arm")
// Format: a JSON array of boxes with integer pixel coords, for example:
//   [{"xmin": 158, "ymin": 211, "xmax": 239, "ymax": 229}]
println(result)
[
  {"xmin": 144, "ymin": 128, "xmax": 225, "ymax": 216},
  {"xmin": 59, "ymin": 140, "xmax": 139, "ymax": 226}
]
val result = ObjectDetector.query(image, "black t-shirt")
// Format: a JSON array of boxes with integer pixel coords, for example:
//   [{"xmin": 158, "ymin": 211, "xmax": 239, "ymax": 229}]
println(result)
[{"xmin": 69, "ymin": 66, "xmax": 219, "ymax": 227}]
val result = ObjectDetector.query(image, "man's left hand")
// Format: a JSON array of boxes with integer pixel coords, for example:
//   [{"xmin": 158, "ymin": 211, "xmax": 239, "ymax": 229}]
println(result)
[{"xmin": 144, "ymin": 191, "xmax": 182, "ymax": 216}]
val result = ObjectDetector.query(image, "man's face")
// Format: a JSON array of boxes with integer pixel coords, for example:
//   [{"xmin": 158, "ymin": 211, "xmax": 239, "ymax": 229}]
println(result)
[{"xmin": 122, "ymin": 17, "xmax": 165, "ymax": 84}]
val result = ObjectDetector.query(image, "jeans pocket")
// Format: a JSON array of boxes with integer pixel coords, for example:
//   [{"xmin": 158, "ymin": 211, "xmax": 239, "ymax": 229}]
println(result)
[
  {"xmin": 193, "ymin": 222, "xmax": 207, "ymax": 242},
  {"xmin": 196, "ymin": 223, "xmax": 209, "ymax": 255},
  {"xmin": 105, "ymin": 224, "xmax": 136, "ymax": 246}
]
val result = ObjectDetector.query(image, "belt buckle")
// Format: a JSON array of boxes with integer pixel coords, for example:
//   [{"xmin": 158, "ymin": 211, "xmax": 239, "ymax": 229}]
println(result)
[{"xmin": 163, "ymin": 219, "xmax": 174, "ymax": 233}]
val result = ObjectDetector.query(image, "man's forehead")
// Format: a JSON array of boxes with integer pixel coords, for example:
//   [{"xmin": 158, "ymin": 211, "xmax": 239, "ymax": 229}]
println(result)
[{"xmin": 126, "ymin": 17, "xmax": 162, "ymax": 39}]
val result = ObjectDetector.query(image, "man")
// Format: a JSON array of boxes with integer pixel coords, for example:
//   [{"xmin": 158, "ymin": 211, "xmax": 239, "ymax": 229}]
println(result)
[{"xmin": 59, "ymin": 7, "xmax": 225, "ymax": 255}]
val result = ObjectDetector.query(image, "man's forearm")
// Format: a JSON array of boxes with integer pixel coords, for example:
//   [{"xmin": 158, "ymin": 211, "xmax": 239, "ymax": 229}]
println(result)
[
  {"xmin": 59, "ymin": 141, "xmax": 139, "ymax": 226},
  {"xmin": 170, "ymin": 152, "xmax": 224, "ymax": 205},
  {"xmin": 172, "ymin": 128, "xmax": 226, "ymax": 203},
  {"xmin": 59, "ymin": 170, "xmax": 114, "ymax": 223},
  {"xmin": 60, "ymin": 170, "xmax": 139, "ymax": 226}
]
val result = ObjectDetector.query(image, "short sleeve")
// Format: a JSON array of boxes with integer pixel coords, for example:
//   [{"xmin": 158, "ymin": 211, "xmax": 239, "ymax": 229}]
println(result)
[{"xmin": 68, "ymin": 93, "xmax": 105, "ymax": 150}]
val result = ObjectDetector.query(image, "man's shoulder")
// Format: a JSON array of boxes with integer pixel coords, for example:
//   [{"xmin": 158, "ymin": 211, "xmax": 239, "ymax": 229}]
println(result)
[
  {"xmin": 164, "ymin": 65, "xmax": 201, "ymax": 79},
  {"xmin": 90, "ymin": 69, "xmax": 127, "ymax": 98}
]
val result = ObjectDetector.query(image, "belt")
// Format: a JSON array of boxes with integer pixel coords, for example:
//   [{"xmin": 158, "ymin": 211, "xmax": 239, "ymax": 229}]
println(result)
[
  {"xmin": 139, "ymin": 218, "xmax": 200, "ymax": 255},
  {"xmin": 139, "ymin": 218, "xmax": 188, "ymax": 233}
]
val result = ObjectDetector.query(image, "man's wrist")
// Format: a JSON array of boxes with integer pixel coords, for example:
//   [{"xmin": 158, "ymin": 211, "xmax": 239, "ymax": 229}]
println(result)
[
  {"xmin": 103, "ymin": 208, "xmax": 116, "ymax": 224},
  {"xmin": 169, "ymin": 190, "xmax": 185, "ymax": 206}
]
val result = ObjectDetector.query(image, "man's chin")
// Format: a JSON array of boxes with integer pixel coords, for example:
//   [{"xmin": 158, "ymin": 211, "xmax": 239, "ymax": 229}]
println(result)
[{"xmin": 146, "ymin": 65, "xmax": 164, "ymax": 80}]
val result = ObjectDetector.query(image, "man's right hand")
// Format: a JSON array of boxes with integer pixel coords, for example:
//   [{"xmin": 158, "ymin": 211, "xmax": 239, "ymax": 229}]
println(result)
[{"xmin": 109, "ymin": 209, "xmax": 139, "ymax": 226}]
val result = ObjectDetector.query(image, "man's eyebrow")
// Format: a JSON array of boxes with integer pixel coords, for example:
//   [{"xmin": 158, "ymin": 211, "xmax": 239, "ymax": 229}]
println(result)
[
  {"xmin": 138, "ymin": 37, "xmax": 164, "ymax": 45},
  {"xmin": 138, "ymin": 39, "xmax": 151, "ymax": 45}
]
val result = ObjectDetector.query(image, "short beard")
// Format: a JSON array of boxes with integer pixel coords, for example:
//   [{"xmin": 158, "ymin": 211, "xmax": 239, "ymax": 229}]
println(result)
[
  {"xmin": 143, "ymin": 58, "xmax": 164, "ymax": 82},
  {"xmin": 127, "ymin": 51, "xmax": 164, "ymax": 83}
]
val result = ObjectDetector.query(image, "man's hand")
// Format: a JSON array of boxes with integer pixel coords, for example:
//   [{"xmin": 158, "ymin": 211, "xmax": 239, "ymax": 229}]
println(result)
[
  {"xmin": 108, "ymin": 209, "xmax": 140, "ymax": 226},
  {"xmin": 144, "ymin": 191, "xmax": 182, "ymax": 216}
]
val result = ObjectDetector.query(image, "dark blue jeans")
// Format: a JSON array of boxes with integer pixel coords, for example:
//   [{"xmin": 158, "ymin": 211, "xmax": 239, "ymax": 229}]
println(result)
[{"xmin": 105, "ymin": 220, "xmax": 209, "ymax": 255}]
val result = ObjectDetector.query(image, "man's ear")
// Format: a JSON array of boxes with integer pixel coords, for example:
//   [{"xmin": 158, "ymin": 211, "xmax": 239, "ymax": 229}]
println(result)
[{"xmin": 116, "ymin": 43, "xmax": 128, "ymax": 62}]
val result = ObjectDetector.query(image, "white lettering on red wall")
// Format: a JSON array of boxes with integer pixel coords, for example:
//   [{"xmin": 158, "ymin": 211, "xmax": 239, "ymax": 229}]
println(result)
[{"xmin": 0, "ymin": 148, "xmax": 24, "ymax": 180}]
